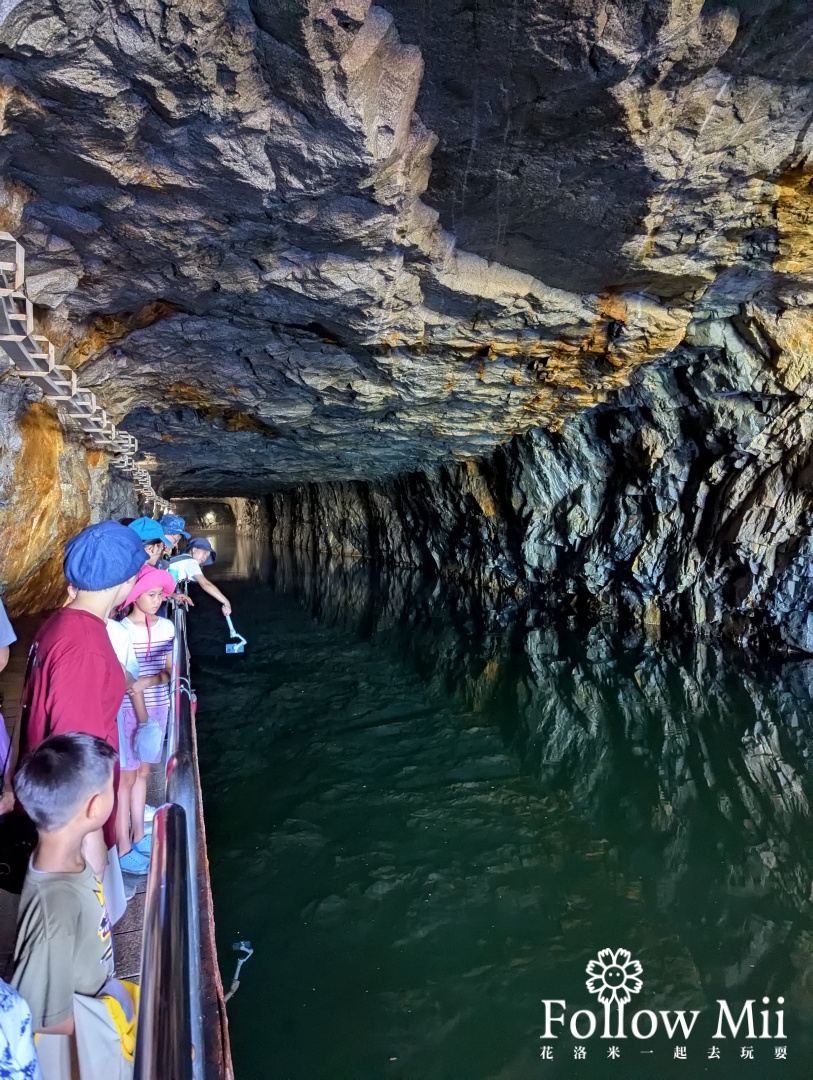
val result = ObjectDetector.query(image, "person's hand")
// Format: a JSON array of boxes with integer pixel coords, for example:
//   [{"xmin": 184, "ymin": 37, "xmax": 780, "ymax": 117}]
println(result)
[
  {"xmin": 222, "ymin": 602, "xmax": 232, "ymax": 617},
  {"xmin": 129, "ymin": 676, "xmax": 151, "ymax": 694},
  {"xmin": 0, "ymin": 787, "xmax": 14, "ymax": 815},
  {"xmin": 173, "ymin": 593, "xmax": 193, "ymax": 608}
]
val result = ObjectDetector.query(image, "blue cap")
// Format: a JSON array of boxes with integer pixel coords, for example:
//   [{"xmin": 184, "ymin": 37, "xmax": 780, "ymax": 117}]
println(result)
[
  {"xmin": 128, "ymin": 517, "xmax": 172, "ymax": 546},
  {"xmin": 187, "ymin": 538, "xmax": 216, "ymax": 566},
  {"xmin": 160, "ymin": 514, "xmax": 191, "ymax": 540},
  {"xmin": 64, "ymin": 521, "xmax": 148, "ymax": 591}
]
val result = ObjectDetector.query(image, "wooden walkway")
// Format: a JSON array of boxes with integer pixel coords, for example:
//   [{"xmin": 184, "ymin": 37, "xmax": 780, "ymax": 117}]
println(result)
[{"xmin": 0, "ymin": 612, "xmax": 159, "ymax": 982}]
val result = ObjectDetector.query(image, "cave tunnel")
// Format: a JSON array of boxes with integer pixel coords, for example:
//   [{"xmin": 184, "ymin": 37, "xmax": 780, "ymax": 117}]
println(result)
[{"xmin": 1, "ymin": 1, "xmax": 813, "ymax": 1077}]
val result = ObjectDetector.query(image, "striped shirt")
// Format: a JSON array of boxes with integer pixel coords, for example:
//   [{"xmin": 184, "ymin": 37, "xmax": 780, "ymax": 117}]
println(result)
[{"xmin": 120, "ymin": 615, "xmax": 174, "ymax": 710}]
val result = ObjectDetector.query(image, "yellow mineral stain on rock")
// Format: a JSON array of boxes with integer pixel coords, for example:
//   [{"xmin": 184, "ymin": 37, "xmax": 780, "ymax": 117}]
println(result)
[
  {"xmin": 461, "ymin": 460, "xmax": 498, "ymax": 517},
  {"xmin": 581, "ymin": 294, "xmax": 629, "ymax": 358},
  {"xmin": 0, "ymin": 83, "xmax": 44, "ymax": 137},
  {"xmin": 165, "ymin": 382, "xmax": 212, "ymax": 409},
  {"xmin": 774, "ymin": 166, "xmax": 813, "ymax": 276},
  {"xmin": 62, "ymin": 301, "xmax": 178, "ymax": 369},
  {"xmin": 0, "ymin": 178, "xmax": 32, "ymax": 233},
  {"xmin": 748, "ymin": 304, "xmax": 813, "ymax": 393},
  {"xmin": 0, "ymin": 403, "xmax": 90, "ymax": 615},
  {"xmin": 223, "ymin": 411, "xmax": 275, "ymax": 435},
  {"xmin": 469, "ymin": 657, "xmax": 502, "ymax": 712}
]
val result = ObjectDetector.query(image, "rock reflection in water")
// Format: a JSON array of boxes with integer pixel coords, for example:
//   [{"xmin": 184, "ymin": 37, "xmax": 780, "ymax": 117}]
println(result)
[
  {"xmin": 196, "ymin": 546, "xmax": 813, "ymax": 1080},
  {"xmin": 267, "ymin": 551, "xmax": 813, "ymax": 983}
]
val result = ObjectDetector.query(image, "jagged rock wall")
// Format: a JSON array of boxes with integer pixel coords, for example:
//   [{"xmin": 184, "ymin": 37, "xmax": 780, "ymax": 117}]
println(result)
[
  {"xmin": 1, "ymin": 0, "xmax": 813, "ymax": 623},
  {"xmin": 0, "ymin": 384, "xmax": 137, "ymax": 614},
  {"xmin": 225, "ymin": 497, "xmax": 269, "ymax": 537},
  {"xmin": 0, "ymin": 0, "xmax": 811, "ymax": 496},
  {"xmin": 268, "ymin": 309, "xmax": 813, "ymax": 652}
]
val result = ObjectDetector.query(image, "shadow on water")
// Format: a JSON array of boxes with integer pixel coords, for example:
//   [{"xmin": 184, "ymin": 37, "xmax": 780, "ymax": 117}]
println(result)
[{"xmin": 189, "ymin": 536, "xmax": 813, "ymax": 1080}]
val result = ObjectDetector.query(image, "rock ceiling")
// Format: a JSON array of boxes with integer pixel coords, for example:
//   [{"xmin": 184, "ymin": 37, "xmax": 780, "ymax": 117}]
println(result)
[{"xmin": 1, "ymin": 0, "xmax": 812, "ymax": 495}]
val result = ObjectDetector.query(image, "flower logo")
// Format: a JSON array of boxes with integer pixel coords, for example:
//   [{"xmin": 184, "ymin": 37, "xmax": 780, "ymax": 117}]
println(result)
[{"xmin": 586, "ymin": 948, "xmax": 643, "ymax": 1005}]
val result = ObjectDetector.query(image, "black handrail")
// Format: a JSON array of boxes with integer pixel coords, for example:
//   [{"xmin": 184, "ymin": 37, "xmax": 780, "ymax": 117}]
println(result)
[{"xmin": 133, "ymin": 603, "xmax": 204, "ymax": 1079}]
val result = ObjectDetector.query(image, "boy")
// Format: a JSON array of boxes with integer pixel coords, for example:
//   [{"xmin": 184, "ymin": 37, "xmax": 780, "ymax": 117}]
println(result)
[
  {"xmin": 158, "ymin": 514, "xmax": 191, "ymax": 555},
  {"xmin": 20, "ymin": 521, "xmax": 147, "ymax": 890},
  {"xmin": 126, "ymin": 517, "xmax": 172, "ymax": 567},
  {"xmin": 168, "ymin": 538, "xmax": 233, "ymax": 616},
  {"xmin": 11, "ymin": 734, "xmax": 120, "ymax": 1036},
  {"xmin": 21, "ymin": 521, "xmax": 147, "ymax": 753}
]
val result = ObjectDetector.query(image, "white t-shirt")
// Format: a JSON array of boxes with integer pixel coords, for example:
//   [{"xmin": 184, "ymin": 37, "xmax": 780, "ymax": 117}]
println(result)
[
  {"xmin": 167, "ymin": 556, "xmax": 202, "ymax": 585},
  {"xmin": 120, "ymin": 616, "xmax": 175, "ymax": 710},
  {"xmin": 106, "ymin": 619, "xmax": 139, "ymax": 680}
]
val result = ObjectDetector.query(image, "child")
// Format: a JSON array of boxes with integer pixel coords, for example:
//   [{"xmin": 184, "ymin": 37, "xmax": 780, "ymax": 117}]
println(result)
[
  {"xmin": 116, "ymin": 568, "xmax": 175, "ymax": 866},
  {"xmin": 19, "ymin": 522, "xmax": 147, "ymax": 884},
  {"xmin": 106, "ymin": 620, "xmax": 150, "ymax": 880},
  {"xmin": 21, "ymin": 522, "xmax": 147, "ymax": 752},
  {"xmin": 168, "ymin": 538, "xmax": 232, "ymax": 616},
  {"xmin": 126, "ymin": 517, "xmax": 172, "ymax": 568},
  {"xmin": 157, "ymin": 514, "xmax": 190, "ymax": 556},
  {"xmin": 11, "ymin": 734, "xmax": 126, "ymax": 1031},
  {"xmin": 11, "ymin": 735, "xmax": 137, "ymax": 1079}
]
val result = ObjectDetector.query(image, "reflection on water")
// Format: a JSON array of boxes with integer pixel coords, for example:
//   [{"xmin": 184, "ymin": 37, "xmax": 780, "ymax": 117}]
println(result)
[
  {"xmin": 190, "ymin": 541, "xmax": 813, "ymax": 1080},
  {"xmin": 191, "ymin": 530, "xmax": 272, "ymax": 582}
]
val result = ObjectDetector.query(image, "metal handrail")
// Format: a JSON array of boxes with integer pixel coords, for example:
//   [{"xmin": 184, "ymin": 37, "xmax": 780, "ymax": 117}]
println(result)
[
  {"xmin": 133, "ymin": 603, "xmax": 205, "ymax": 1080},
  {"xmin": 133, "ymin": 803, "xmax": 193, "ymax": 1080}
]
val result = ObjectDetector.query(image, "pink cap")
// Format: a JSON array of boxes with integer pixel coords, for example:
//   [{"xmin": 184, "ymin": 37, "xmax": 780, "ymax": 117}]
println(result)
[{"xmin": 121, "ymin": 566, "xmax": 175, "ymax": 609}]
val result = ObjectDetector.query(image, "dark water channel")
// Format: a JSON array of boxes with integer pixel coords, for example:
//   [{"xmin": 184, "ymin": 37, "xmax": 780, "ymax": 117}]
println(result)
[{"xmin": 188, "ymin": 533, "xmax": 813, "ymax": 1080}]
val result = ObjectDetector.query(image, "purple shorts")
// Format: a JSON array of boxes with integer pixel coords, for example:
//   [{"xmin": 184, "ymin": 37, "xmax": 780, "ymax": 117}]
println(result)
[{"xmin": 119, "ymin": 705, "xmax": 168, "ymax": 771}]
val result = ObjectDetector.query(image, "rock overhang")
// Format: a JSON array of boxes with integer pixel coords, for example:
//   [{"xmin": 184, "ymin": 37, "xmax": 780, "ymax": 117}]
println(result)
[{"xmin": 0, "ymin": 0, "xmax": 811, "ymax": 498}]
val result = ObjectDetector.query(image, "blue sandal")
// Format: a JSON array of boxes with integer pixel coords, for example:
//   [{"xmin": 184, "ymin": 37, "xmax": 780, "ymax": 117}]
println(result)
[{"xmin": 119, "ymin": 848, "xmax": 149, "ymax": 875}]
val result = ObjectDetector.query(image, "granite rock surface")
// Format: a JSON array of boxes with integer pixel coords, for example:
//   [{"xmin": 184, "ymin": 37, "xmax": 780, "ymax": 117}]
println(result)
[
  {"xmin": 0, "ymin": 0, "xmax": 812, "ymax": 637},
  {"xmin": 0, "ymin": 0, "xmax": 810, "ymax": 494},
  {"xmin": 268, "ymin": 315, "xmax": 813, "ymax": 652}
]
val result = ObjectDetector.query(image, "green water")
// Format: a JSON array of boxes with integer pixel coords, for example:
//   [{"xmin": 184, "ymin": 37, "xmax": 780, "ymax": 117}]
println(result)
[{"xmin": 189, "ymin": 535, "xmax": 813, "ymax": 1080}]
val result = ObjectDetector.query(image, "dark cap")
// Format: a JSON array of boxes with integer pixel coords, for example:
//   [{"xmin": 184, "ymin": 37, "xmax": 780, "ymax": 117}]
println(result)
[
  {"xmin": 160, "ymin": 514, "xmax": 191, "ymax": 540},
  {"xmin": 187, "ymin": 537, "xmax": 216, "ymax": 566}
]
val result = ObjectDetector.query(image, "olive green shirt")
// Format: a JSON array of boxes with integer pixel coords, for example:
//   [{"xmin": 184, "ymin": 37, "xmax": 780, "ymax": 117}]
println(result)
[{"xmin": 11, "ymin": 861, "xmax": 114, "ymax": 1030}]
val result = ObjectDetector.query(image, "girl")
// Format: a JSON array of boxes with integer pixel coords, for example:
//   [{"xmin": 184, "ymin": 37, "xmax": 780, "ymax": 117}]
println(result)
[{"xmin": 115, "ymin": 567, "xmax": 176, "ymax": 873}]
